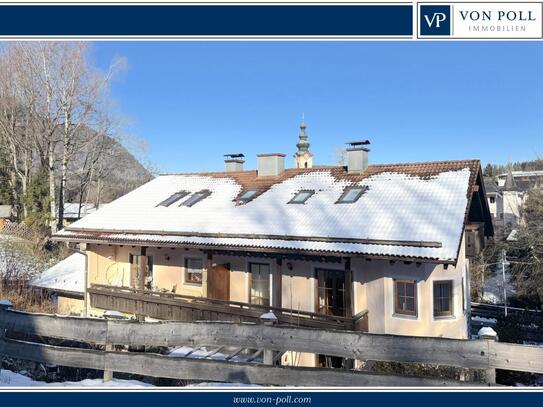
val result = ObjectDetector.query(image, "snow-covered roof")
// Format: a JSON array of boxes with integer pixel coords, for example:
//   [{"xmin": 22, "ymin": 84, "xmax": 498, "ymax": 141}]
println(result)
[
  {"xmin": 30, "ymin": 253, "xmax": 85, "ymax": 295},
  {"xmin": 0, "ymin": 205, "xmax": 12, "ymax": 218},
  {"xmin": 55, "ymin": 161, "xmax": 482, "ymax": 262},
  {"xmin": 498, "ymin": 170, "xmax": 543, "ymax": 178},
  {"xmin": 63, "ymin": 203, "xmax": 103, "ymax": 219}
]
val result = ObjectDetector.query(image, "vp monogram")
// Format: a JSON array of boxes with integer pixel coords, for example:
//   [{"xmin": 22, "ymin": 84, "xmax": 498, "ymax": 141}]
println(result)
[
  {"xmin": 419, "ymin": 4, "xmax": 451, "ymax": 36},
  {"xmin": 424, "ymin": 12, "xmax": 447, "ymax": 28}
]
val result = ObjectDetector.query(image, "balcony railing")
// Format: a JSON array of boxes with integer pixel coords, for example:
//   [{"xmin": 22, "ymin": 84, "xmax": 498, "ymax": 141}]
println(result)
[{"xmin": 88, "ymin": 284, "xmax": 368, "ymax": 331}]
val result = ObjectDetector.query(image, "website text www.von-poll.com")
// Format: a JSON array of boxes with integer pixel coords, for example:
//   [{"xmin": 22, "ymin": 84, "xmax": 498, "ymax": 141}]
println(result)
[{"xmin": 233, "ymin": 395, "xmax": 312, "ymax": 405}]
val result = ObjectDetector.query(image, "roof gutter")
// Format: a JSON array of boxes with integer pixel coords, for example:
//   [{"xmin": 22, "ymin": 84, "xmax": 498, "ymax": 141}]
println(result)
[
  {"xmin": 53, "ymin": 234, "xmax": 456, "ymax": 265},
  {"xmin": 59, "ymin": 228, "xmax": 442, "ymax": 249}
]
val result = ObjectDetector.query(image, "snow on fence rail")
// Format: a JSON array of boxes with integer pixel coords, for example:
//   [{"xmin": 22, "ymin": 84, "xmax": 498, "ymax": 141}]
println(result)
[{"xmin": 1, "ymin": 303, "xmax": 543, "ymax": 387}]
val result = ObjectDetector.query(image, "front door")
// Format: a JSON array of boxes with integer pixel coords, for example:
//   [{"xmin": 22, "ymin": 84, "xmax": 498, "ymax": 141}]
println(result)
[
  {"xmin": 209, "ymin": 263, "xmax": 230, "ymax": 301},
  {"xmin": 316, "ymin": 269, "xmax": 347, "ymax": 317}
]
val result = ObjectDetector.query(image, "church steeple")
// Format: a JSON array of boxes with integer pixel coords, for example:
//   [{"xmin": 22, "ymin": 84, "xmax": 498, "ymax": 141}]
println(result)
[{"xmin": 294, "ymin": 115, "xmax": 313, "ymax": 169}]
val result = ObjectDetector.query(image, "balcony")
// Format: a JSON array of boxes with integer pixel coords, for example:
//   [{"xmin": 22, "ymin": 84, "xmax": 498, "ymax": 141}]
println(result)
[{"xmin": 88, "ymin": 284, "xmax": 368, "ymax": 332}]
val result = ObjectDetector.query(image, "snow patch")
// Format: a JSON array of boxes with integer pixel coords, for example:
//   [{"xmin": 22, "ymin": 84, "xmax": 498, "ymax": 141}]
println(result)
[{"xmin": 0, "ymin": 369, "xmax": 152, "ymax": 388}]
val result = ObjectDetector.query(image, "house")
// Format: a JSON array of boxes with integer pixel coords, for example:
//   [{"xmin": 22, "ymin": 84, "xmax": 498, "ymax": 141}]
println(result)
[
  {"xmin": 485, "ymin": 169, "xmax": 525, "ymax": 230},
  {"xmin": 496, "ymin": 169, "xmax": 543, "ymax": 190},
  {"xmin": 30, "ymin": 252, "xmax": 86, "ymax": 315},
  {"xmin": 62, "ymin": 203, "xmax": 103, "ymax": 226},
  {"xmin": 53, "ymin": 124, "xmax": 493, "ymax": 366},
  {"xmin": 0, "ymin": 205, "xmax": 13, "ymax": 230},
  {"xmin": 484, "ymin": 178, "xmax": 504, "ymax": 228}
]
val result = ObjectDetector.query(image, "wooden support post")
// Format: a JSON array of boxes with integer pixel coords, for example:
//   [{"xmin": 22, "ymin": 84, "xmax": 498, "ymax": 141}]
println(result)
[
  {"xmin": 103, "ymin": 312, "xmax": 127, "ymax": 383},
  {"xmin": 479, "ymin": 327, "xmax": 498, "ymax": 385},
  {"xmin": 0, "ymin": 300, "xmax": 13, "ymax": 340},
  {"xmin": 260, "ymin": 312, "xmax": 278, "ymax": 366},
  {"xmin": 203, "ymin": 252, "xmax": 212, "ymax": 298},
  {"xmin": 138, "ymin": 247, "xmax": 147, "ymax": 290},
  {"xmin": 274, "ymin": 258, "xmax": 283, "ymax": 309},
  {"xmin": 344, "ymin": 258, "xmax": 353, "ymax": 318}
]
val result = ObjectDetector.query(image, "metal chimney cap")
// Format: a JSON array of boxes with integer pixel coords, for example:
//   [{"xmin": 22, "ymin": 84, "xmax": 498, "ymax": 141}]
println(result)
[
  {"xmin": 224, "ymin": 153, "xmax": 245, "ymax": 159},
  {"xmin": 345, "ymin": 140, "xmax": 370, "ymax": 147}
]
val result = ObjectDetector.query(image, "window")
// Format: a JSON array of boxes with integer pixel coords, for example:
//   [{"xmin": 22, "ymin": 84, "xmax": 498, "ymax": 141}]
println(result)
[
  {"xmin": 336, "ymin": 186, "xmax": 368, "ymax": 204},
  {"xmin": 239, "ymin": 190, "xmax": 259, "ymax": 203},
  {"xmin": 434, "ymin": 280, "xmax": 453, "ymax": 318},
  {"xmin": 489, "ymin": 196, "xmax": 496, "ymax": 204},
  {"xmin": 394, "ymin": 280, "xmax": 417, "ymax": 317},
  {"xmin": 288, "ymin": 190, "xmax": 314, "ymax": 204},
  {"xmin": 180, "ymin": 190, "xmax": 211, "ymax": 207},
  {"xmin": 185, "ymin": 258, "xmax": 203, "ymax": 285},
  {"xmin": 157, "ymin": 191, "xmax": 189, "ymax": 207},
  {"xmin": 250, "ymin": 263, "xmax": 270, "ymax": 306}
]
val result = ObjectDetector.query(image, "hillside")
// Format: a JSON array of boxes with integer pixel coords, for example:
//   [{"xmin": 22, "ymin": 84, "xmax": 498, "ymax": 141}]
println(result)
[{"xmin": 65, "ymin": 129, "xmax": 153, "ymax": 205}]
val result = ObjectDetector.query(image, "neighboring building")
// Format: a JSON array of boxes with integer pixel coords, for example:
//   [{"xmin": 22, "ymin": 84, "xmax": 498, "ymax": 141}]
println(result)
[
  {"xmin": 30, "ymin": 252, "xmax": 86, "ymax": 315},
  {"xmin": 63, "ymin": 203, "xmax": 104, "ymax": 226},
  {"xmin": 484, "ymin": 179, "xmax": 503, "ymax": 226},
  {"xmin": 485, "ymin": 169, "xmax": 531, "ymax": 230},
  {"xmin": 53, "ymin": 131, "xmax": 493, "ymax": 366},
  {"xmin": 496, "ymin": 170, "xmax": 543, "ymax": 190},
  {"xmin": 0, "ymin": 205, "xmax": 13, "ymax": 230}
]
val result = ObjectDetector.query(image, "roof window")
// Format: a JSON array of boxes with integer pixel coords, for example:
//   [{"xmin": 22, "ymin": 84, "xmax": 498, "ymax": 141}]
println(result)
[
  {"xmin": 288, "ymin": 190, "xmax": 315, "ymax": 204},
  {"xmin": 239, "ymin": 189, "xmax": 259, "ymax": 203},
  {"xmin": 180, "ymin": 190, "xmax": 212, "ymax": 207},
  {"xmin": 157, "ymin": 191, "xmax": 190, "ymax": 207},
  {"xmin": 336, "ymin": 186, "xmax": 368, "ymax": 204}
]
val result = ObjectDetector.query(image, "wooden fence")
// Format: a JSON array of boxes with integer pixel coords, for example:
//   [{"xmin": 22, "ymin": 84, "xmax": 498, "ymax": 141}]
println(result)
[{"xmin": 1, "ymin": 303, "xmax": 543, "ymax": 387}]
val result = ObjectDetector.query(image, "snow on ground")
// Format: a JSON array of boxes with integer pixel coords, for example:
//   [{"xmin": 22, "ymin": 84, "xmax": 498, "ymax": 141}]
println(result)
[
  {"xmin": 472, "ymin": 316, "xmax": 497, "ymax": 324},
  {"xmin": 0, "ymin": 369, "xmax": 152, "ymax": 387},
  {"xmin": 167, "ymin": 346, "xmax": 252, "ymax": 362},
  {"xmin": 482, "ymin": 266, "xmax": 515, "ymax": 305},
  {"xmin": 0, "ymin": 369, "xmax": 258, "ymax": 388}
]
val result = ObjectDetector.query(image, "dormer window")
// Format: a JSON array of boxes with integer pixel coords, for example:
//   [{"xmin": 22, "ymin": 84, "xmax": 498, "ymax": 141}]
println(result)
[
  {"xmin": 157, "ymin": 191, "xmax": 189, "ymax": 207},
  {"xmin": 288, "ymin": 190, "xmax": 314, "ymax": 204},
  {"xmin": 239, "ymin": 190, "xmax": 259, "ymax": 203},
  {"xmin": 336, "ymin": 186, "xmax": 368, "ymax": 204},
  {"xmin": 180, "ymin": 190, "xmax": 212, "ymax": 207}
]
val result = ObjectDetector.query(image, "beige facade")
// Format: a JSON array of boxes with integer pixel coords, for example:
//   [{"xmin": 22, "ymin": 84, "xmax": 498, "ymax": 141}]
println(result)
[{"xmin": 85, "ymin": 232, "xmax": 470, "ymax": 343}]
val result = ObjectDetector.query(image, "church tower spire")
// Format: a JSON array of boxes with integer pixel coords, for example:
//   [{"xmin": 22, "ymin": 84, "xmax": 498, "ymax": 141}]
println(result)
[{"xmin": 294, "ymin": 115, "xmax": 313, "ymax": 169}]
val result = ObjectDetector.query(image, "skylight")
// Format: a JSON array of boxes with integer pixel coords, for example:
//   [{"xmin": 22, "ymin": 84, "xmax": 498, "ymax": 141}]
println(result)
[
  {"xmin": 336, "ymin": 186, "xmax": 368, "ymax": 204},
  {"xmin": 180, "ymin": 190, "xmax": 212, "ymax": 207},
  {"xmin": 288, "ymin": 190, "xmax": 315, "ymax": 204},
  {"xmin": 157, "ymin": 191, "xmax": 189, "ymax": 207},
  {"xmin": 239, "ymin": 190, "xmax": 259, "ymax": 203}
]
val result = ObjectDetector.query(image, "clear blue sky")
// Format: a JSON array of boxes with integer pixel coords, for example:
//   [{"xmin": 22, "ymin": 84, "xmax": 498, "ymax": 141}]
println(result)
[{"xmin": 92, "ymin": 41, "xmax": 543, "ymax": 173}]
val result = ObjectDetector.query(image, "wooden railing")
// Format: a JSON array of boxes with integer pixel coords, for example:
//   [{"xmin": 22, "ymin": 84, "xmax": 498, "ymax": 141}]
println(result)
[
  {"xmin": 2, "ymin": 304, "xmax": 543, "ymax": 386},
  {"xmin": 88, "ymin": 284, "xmax": 365, "ymax": 331}
]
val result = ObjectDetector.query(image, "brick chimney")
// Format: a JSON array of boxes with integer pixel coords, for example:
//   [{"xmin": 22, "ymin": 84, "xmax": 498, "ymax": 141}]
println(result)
[
  {"xmin": 346, "ymin": 140, "xmax": 370, "ymax": 174},
  {"xmin": 257, "ymin": 153, "xmax": 285, "ymax": 177},
  {"xmin": 224, "ymin": 153, "xmax": 245, "ymax": 172}
]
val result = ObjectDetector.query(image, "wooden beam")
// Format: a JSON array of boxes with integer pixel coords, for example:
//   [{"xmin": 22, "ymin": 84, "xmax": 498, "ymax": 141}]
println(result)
[
  {"xmin": 61, "ymin": 227, "xmax": 443, "ymax": 248},
  {"xmin": 0, "ymin": 337, "xmax": 476, "ymax": 387},
  {"xmin": 274, "ymin": 258, "xmax": 283, "ymax": 308},
  {"xmin": 344, "ymin": 257, "xmax": 353, "ymax": 318},
  {"xmin": 3, "ymin": 307, "xmax": 543, "ymax": 375}
]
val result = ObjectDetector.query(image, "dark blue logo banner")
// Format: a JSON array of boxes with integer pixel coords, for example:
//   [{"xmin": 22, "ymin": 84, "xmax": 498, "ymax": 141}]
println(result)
[{"xmin": 0, "ymin": 5, "xmax": 413, "ymax": 36}]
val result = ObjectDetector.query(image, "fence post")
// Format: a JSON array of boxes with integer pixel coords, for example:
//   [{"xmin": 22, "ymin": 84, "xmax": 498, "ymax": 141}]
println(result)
[
  {"xmin": 260, "ymin": 312, "xmax": 278, "ymax": 365},
  {"xmin": 478, "ymin": 326, "xmax": 498, "ymax": 385},
  {"xmin": 103, "ymin": 311, "xmax": 126, "ymax": 383},
  {"xmin": 0, "ymin": 300, "xmax": 13, "ymax": 341}
]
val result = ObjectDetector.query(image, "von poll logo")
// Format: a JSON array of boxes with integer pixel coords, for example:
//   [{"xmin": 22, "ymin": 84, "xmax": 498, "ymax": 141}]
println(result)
[{"xmin": 420, "ymin": 5, "xmax": 451, "ymax": 36}]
